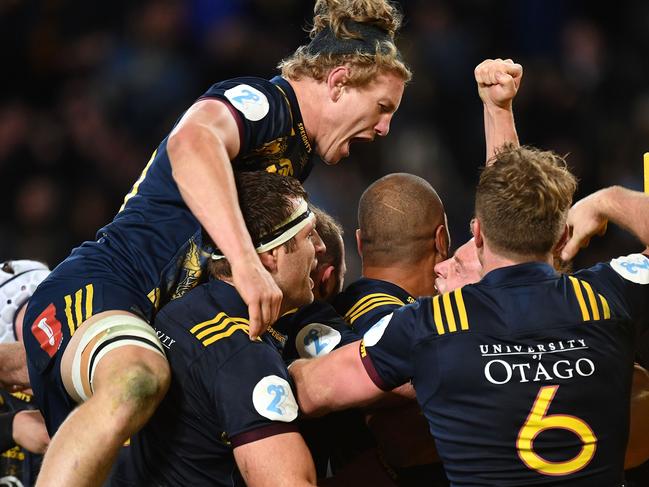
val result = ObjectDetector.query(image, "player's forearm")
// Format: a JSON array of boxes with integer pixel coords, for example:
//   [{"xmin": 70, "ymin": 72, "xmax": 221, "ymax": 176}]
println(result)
[
  {"xmin": 484, "ymin": 105, "xmax": 519, "ymax": 165},
  {"xmin": 597, "ymin": 186, "xmax": 649, "ymax": 247},
  {"xmin": 168, "ymin": 126, "xmax": 258, "ymax": 264},
  {"xmin": 290, "ymin": 359, "xmax": 333, "ymax": 417},
  {"xmin": 0, "ymin": 342, "xmax": 30, "ymax": 389}
]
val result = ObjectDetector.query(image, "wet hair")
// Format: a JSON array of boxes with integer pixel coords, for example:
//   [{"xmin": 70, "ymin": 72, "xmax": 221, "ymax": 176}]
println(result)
[
  {"xmin": 358, "ymin": 173, "xmax": 445, "ymax": 266},
  {"xmin": 207, "ymin": 172, "xmax": 308, "ymax": 279},
  {"xmin": 476, "ymin": 144, "xmax": 578, "ymax": 258},
  {"xmin": 278, "ymin": 0, "xmax": 412, "ymax": 86}
]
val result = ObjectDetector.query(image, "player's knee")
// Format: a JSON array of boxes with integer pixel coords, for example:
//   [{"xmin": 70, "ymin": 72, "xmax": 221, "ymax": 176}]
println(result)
[
  {"xmin": 117, "ymin": 358, "xmax": 169, "ymax": 410},
  {"xmin": 96, "ymin": 355, "xmax": 169, "ymax": 431}
]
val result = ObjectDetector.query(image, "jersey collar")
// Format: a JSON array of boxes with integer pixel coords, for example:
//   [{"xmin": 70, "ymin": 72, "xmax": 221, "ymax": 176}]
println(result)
[{"xmin": 480, "ymin": 262, "xmax": 558, "ymax": 287}]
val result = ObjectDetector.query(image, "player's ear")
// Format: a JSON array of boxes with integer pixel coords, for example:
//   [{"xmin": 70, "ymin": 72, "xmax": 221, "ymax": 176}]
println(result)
[
  {"xmin": 435, "ymin": 223, "xmax": 450, "ymax": 261},
  {"xmin": 327, "ymin": 66, "xmax": 350, "ymax": 102},
  {"xmin": 554, "ymin": 224, "xmax": 570, "ymax": 254},
  {"xmin": 259, "ymin": 249, "xmax": 279, "ymax": 273},
  {"xmin": 472, "ymin": 218, "xmax": 484, "ymax": 249},
  {"xmin": 355, "ymin": 228, "xmax": 363, "ymax": 258}
]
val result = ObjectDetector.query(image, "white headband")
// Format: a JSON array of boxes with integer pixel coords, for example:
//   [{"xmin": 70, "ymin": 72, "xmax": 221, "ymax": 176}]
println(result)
[{"xmin": 211, "ymin": 199, "xmax": 315, "ymax": 260}]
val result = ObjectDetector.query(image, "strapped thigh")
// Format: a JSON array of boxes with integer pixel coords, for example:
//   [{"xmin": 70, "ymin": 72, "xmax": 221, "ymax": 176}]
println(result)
[{"xmin": 69, "ymin": 314, "xmax": 165, "ymax": 402}]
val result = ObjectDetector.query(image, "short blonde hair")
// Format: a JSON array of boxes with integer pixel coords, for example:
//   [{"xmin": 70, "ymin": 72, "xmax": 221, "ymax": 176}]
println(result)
[
  {"xmin": 476, "ymin": 144, "xmax": 578, "ymax": 257},
  {"xmin": 278, "ymin": 0, "xmax": 412, "ymax": 86}
]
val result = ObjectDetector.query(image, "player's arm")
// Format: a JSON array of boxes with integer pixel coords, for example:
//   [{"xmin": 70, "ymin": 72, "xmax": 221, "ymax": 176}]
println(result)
[
  {"xmin": 234, "ymin": 432, "xmax": 317, "ymax": 487},
  {"xmin": 290, "ymin": 341, "xmax": 385, "ymax": 416},
  {"xmin": 475, "ymin": 58, "xmax": 522, "ymax": 163},
  {"xmin": 167, "ymin": 99, "xmax": 281, "ymax": 338},
  {"xmin": 0, "ymin": 342, "xmax": 30, "ymax": 390},
  {"xmin": 561, "ymin": 186, "xmax": 649, "ymax": 261}
]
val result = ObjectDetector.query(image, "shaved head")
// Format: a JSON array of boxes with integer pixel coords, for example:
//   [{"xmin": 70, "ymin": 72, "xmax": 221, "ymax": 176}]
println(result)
[{"xmin": 358, "ymin": 173, "xmax": 447, "ymax": 267}]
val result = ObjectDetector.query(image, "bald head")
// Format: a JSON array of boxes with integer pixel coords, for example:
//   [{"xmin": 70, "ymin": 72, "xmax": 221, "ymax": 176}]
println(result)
[{"xmin": 358, "ymin": 173, "xmax": 448, "ymax": 267}]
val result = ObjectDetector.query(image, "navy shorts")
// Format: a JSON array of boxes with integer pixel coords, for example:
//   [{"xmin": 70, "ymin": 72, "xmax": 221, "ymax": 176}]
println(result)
[{"xmin": 23, "ymin": 258, "xmax": 154, "ymax": 435}]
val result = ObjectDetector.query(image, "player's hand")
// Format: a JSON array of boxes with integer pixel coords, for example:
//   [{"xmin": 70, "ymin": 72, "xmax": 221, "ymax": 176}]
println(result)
[
  {"xmin": 475, "ymin": 58, "xmax": 523, "ymax": 110},
  {"xmin": 231, "ymin": 257, "xmax": 283, "ymax": 340},
  {"xmin": 13, "ymin": 410, "xmax": 50, "ymax": 454},
  {"xmin": 560, "ymin": 191, "xmax": 609, "ymax": 261}
]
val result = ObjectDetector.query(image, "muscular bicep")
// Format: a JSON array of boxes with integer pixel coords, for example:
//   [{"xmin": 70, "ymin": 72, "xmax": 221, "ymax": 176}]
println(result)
[
  {"xmin": 234, "ymin": 431, "xmax": 316, "ymax": 487},
  {"xmin": 169, "ymin": 98, "xmax": 241, "ymax": 161},
  {"xmin": 290, "ymin": 341, "xmax": 385, "ymax": 416}
]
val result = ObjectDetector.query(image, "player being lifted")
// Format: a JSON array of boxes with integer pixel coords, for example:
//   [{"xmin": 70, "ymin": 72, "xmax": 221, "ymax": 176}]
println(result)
[
  {"xmin": 291, "ymin": 145, "xmax": 649, "ymax": 486},
  {"xmin": 20, "ymin": 1, "xmax": 411, "ymax": 485}
]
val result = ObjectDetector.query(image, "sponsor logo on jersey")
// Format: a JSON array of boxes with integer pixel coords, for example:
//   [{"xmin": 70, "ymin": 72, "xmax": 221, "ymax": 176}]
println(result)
[
  {"xmin": 252, "ymin": 375, "xmax": 298, "ymax": 422},
  {"xmin": 363, "ymin": 313, "xmax": 393, "ymax": 347},
  {"xmin": 224, "ymin": 84, "xmax": 269, "ymax": 121},
  {"xmin": 31, "ymin": 303, "xmax": 62, "ymax": 358},
  {"xmin": 296, "ymin": 323, "xmax": 341, "ymax": 358},
  {"xmin": 479, "ymin": 339, "xmax": 595, "ymax": 385},
  {"xmin": 611, "ymin": 253, "xmax": 649, "ymax": 284}
]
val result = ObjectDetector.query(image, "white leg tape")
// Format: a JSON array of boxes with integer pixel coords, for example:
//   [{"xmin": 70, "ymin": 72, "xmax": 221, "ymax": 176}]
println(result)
[{"xmin": 71, "ymin": 314, "xmax": 165, "ymax": 402}]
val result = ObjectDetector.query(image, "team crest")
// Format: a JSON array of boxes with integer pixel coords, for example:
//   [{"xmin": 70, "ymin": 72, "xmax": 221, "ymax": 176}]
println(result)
[
  {"xmin": 224, "ymin": 84, "xmax": 269, "ymax": 121},
  {"xmin": 363, "ymin": 313, "xmax": 394, "ymax": 347},
  {"xmin": 296, "ymin": 323, "xmax": 341, "ymax": 358},
  {"xmin": 611, "ymin": 253, "xmax": 649, "ymax": 284},
  {"xmin": 252, "ymin": 375, "xmax": 298, "ymax": 422},
  {"xmin": 31, "ymin": 303, "xmax": 62, "ymax": 358}
]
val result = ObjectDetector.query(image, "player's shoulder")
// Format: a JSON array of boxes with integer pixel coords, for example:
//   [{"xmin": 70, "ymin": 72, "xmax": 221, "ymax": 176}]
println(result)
[
  {"xmin": 281, "ymin": 301, "xmax": 360, "ymax": 360},
  {"xmin": 156, "ymin": 279, "xmax": 252, "ymax": 353},
  {"xmin": 335, "ymin": 277, "xmax": 414, "ymax": 320},
  {"xmin": 199, "ymin": 76, "xmax": 287, "ymax": 121}
]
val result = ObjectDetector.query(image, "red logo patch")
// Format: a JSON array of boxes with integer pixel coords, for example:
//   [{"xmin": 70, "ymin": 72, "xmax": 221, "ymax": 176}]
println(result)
[{"xmin": 31, "ymin": 303, "xmax": 62, "ymax": 358}]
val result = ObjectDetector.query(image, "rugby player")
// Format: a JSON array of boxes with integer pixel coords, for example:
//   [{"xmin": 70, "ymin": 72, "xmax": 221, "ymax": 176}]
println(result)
[
  {"xmin": 291, "ymin": 145, "xmax": 649, "ymax": 486},
  {"xmin": 0, "ymin": 261, "xmax": 51, "ymax": 486},
  {"xmin": 19, "ymin": 1, "xmax": 412, "ymax": 485},
  {"xmin": 110, "ymin": 171, "xmax": 322, "ymax": 486}
]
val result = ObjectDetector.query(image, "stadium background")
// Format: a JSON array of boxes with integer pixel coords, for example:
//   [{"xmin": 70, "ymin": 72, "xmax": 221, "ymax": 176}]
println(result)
[{"xmin": 2, "ymin": 0, "xmax": 649, "ymax": 280}]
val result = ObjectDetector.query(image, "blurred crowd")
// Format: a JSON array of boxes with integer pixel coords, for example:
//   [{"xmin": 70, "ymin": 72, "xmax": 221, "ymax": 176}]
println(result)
[{"xmin": 2, "ymin": 0, "xmax": 649, "ymax": 278}]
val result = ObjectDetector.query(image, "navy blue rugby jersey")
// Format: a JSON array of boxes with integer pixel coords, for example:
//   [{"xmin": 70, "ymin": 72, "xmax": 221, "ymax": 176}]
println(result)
[
  {"xmin": 67, "ymin": 75, "xmax": 313, "ymax": 315},
  {"xmin": 276, "ymin": 301, "xmax": 360, "ymax": 364},
  {"xmin": 0, "ymin": 390, "xmax": 41, "ymax": 487},
  {"xmin": 333, "ymin": 277, "xmax": 416, "ymax": 335},
  {"xmin": 359, "ymin": 257, "xmax": 649, "ymax": 486},
  {"xmin": 112, "ymin": 279, "xmax": 300, "ymax": 487}
]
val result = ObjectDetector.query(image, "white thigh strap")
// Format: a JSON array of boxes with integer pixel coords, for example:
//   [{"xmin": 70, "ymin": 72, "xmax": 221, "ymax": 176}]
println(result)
[{"xmin": 71, "ymin": 314, "xmax": 165, "ymax": 402}]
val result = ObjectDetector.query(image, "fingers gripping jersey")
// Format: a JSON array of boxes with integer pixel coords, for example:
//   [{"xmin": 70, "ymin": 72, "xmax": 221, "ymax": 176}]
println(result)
[
  {"xmin": 360, "ymin": 259, "xmax": 649, "ymax": 486},
  {"xmin": 112, "ymin": 279, "xmax": 299, "ymax": 487},
  {"xmin": 334, "ymin": 278, "xmax": 416, "ymax": 335}
]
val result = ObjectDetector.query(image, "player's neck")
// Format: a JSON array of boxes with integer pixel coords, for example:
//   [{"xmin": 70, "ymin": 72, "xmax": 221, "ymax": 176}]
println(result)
[
  {"xmin": 285, "ymin": 77, "xmax": 321, "ymax": 146},
  {"xmin": 480, "ymin": 244, "xmax": 553, "ymax": 276},
  {"xmin": 362, "ymin": 263, "xmax": 436, "ymax": 298}
]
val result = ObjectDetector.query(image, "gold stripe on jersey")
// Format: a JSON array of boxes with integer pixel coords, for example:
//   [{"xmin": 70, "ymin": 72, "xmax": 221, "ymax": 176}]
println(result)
[
  {"xmin": 599, "ymin": 294, "xmax": 611, "ymax": 319},
  {"xmin": 203, "ymin": 324, "xmax": 250, "ymax": 346},
  {"xmin": 85, "ymin": 284, "xmax": 94, "ymax": 321},
  {"xmin": 568, "ymin": 276, "xmax": 590, "ymax": 321},
  {"xmin": 63, "ymin": 285, "xmax": 94, "ymax": 336},
  {"xmin": 580, "ymin": 281, "xmax": 600, "ymax": 321},
  {"xmin": 345, "ymin": 293, "xmax": 405, "ymax": 325},
  {"xmin": 74, "ymin": 288, "xmax": 83, "ymax": 327},
  {"xmin": 442, "ymin": 292, "xmax": 457, "ymax": 332},
  {"xmin": 431, "ymin": 290, "xmax": 470, "ymax": 335},
  {"xmin": 147, "ymin": 287, "xmax": 161, "ymax": 310},
  {"xmin": 64, "ymin": 294, "xmax": 74, "ymax": 337},
  {"xmin": 454, "ymin": 288, "xmax": 469, "ymax": 330},
  {"xmin": 190, "ymin": 312, "xmax": 251, "ymax": 346},
  {"xmin": 432, "ymin": 295, "xmax": 445, "ymax": 335},
  {"xmin": 119, "ymin": 149, "xmax": 157, "ymax": 213}
]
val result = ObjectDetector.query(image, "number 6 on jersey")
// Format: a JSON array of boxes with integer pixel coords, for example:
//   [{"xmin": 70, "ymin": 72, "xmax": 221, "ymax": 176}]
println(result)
[{"xmin": 517, "ymin": 385, "xmax": 597, "ymax": 475}]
